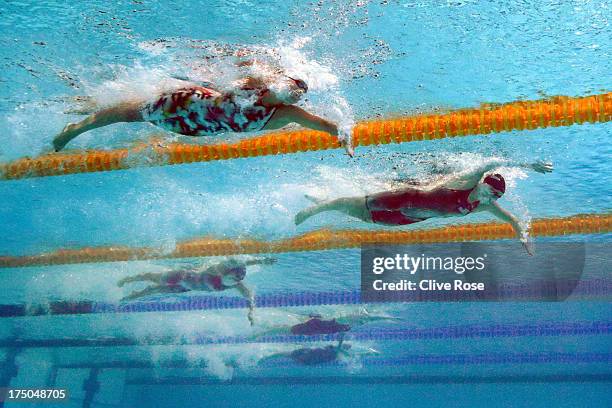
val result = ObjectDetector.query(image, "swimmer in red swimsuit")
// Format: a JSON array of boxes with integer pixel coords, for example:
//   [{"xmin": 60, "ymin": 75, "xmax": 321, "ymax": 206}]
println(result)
[
  {"xmin": 254, "ymin": 307, "xmax": 400, "ymax": 338},
  {"xmin": 260, "ymin": 337, "xmax": 379, "ymax": 366},
  {"xmin": 117, "ymin": 257, "xmax": 275, "ymax": 325},
  {"xmin": 52, "ymin": 66, "xmax": 353, "ymax": 155},
  {"xmin": 295, "ymin": 160, "xmax": 553, "ymax": 255}
]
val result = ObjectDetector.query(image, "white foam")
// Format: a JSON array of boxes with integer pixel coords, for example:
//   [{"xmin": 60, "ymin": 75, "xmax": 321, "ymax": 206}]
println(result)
[{"xmin": 81, "ymin": 63, "xmax": 186, "ymax": 108}]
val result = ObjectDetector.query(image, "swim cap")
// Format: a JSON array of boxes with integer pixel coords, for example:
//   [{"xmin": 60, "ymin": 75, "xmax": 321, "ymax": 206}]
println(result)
[
  {"xmin": 269, "ymin": 76, "xmax": 308, "ymax": 104},
  {"xmin": 483, "ymin": 173, "xmax": 506, "ymax": 197},
  {"xmin": 228, "ymin": 266, "xmax": 246, "ymax": 280}
]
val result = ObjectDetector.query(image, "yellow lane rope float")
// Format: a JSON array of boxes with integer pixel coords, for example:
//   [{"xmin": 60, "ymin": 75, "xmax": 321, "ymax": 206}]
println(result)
[
  {"xmin": 1, "ymin": 92, "xmax": 610, "ymax": 180},
  {"xmin": 1, "ymin": 213, "xmax": 609, "ymax": 268}
]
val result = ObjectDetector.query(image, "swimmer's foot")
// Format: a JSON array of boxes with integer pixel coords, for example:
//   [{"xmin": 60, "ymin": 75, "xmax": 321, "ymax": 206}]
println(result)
[
  {"xmin": 52, "ymin": 123, "xmax": 79, "ymax": 152},
  {"xmin": 120, "ymin": 294, "xmax": 138, "ymax": 302},
  {"xmin": 117, "ymin": 276, "xmax": 136, "ymax": 287}
]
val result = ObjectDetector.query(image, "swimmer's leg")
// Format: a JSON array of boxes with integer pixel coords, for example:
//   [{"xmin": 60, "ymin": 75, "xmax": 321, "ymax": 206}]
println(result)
[
  {"xmin": 251, "ymin": 326, "xmax": 290, "ymax": 340},
  {"xmin": 121, "ymin": 284, "xmax": 187, "ymax": 301},
  {"xmin": 117, "ymin": 272, "xmax": 164, "ymax": 288},
  {"xmin": 257, "ymin": 351, "xmax": 293, "ymax": 365},
  {"xmin": 295, "ymin": 196, "xmax": 371, "ymax": 225},
  {"xmin": 53, "ymin": 100, "xmax": 144, "ymax": 151}
]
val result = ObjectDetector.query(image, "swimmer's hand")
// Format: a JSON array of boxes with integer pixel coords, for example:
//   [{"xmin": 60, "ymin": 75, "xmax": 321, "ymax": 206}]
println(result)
[
  {"xmin": 53, "ymin": 123, "xmax": 79, "ymax": 152},
  {"xmin": 339, "ymin": 132, "xmax": 354, "ymax": 157},
  {"xmin": 248, "ymin": 309, "xmax": 255, "ymax": 326},
  {"xmin": 530, "ymin": 160, "xmax": 553, "ymax": 174},
  {"xmin": 341, "ymin": 139, "xmax": 354, "ymax": 157},
  {"xmin": 522, "ymin": 240, "xmax": 535, "ymax": 256}
]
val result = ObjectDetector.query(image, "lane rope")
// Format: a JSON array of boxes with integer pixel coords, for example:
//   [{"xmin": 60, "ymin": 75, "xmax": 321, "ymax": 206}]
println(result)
[
  {"xmin": 124, "ymin": 373, "xmax": 612, "ymax": 385},
  {"xmin": 52, "ymin": 352, "xmax": 612, "ymax": 369},
  {"xmin": 1, "ymin": 213, "xmax": 609, "ymax": 268},
  {"xmin": 1, "ymin": 92, "xmax": 610, "ymax": 180},
  {"xmin": 0, "ymin": 321, "xmax": 609, "ymax": 348},
  {"xmin": 0, "ymin": 280, "xmax": 609, "ymax": 318}
]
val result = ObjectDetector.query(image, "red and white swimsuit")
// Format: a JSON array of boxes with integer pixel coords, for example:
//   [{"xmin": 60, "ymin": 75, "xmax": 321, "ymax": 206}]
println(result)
[
  {"xmin": 365, "ymin": 186, "xmax": 480, "ymax": 226},
  {"xmin": 140, "ymin": 86, "xmax": 277, "ymax": 136}
]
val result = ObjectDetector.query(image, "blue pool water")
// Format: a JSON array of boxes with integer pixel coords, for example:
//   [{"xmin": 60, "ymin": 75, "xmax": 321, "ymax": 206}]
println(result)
[{"xmin": 0, "ymin": 1, "xmax": 610, "ymax": 407}]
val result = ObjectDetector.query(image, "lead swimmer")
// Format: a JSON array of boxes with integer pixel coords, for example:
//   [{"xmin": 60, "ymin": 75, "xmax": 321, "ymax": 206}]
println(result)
[
  {"xmin": 295, "ymin": 159, "xmax": 553, "ymax": 255},
  {"xmin": 52, "ymin": 61, "xmax": 353, "ymax": 155}
]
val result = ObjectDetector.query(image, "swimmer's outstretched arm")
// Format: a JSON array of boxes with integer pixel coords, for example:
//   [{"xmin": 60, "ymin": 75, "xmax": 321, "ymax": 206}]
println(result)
[
  {"xmin": 257, "ymin": 350, "xmax": 294, "ymax": 364},
  {"xmin": 266, "ymin": 105, "xmax": 337, "ymax": 134},
  {"xmin": 245, "ymin": 257, "xmax": 276, "ymax": 266},
  {"xmin": 265, "ymin": 105, "xmax": 354, "ymax": 157},
  {"xmin": 199, "ymin": 261, "xmax": 231, "ymax": 276},
  {"xmin": 235, "ymin": 282, "xmax": 256, "ymax": 326},
  {"xmin": 485, "ymin": 202, "xmax": 534, "ymax": 256},
  {"xmin": 446, "ymin": 160, "xmax": 553, "ymax": 189},
  {"xmin": 201, "ymin": 258, "xmax": 273, "ymax": 275},
  {"xmin": 336, "ymin": 309, "xmax": 402, "ymax": 326}
]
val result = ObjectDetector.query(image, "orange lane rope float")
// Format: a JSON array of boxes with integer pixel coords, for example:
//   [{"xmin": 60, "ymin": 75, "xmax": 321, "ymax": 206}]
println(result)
[
  {"xmin": 0, "ymin": 213, "xmax": 609, "ymax": 268},
  {"xmin": 1, "ymin": 92, "xmax": 610, "ymax": 180}
]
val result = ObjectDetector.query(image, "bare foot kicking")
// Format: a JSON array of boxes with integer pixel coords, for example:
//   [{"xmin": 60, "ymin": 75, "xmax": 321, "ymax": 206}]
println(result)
[
  {"xmin": 117, "ymin": 276, "xmax": 135, "ymax": 288},
  {"xmin": 294, "ymin": 209, "xmax": 311, "ymax": 225}
]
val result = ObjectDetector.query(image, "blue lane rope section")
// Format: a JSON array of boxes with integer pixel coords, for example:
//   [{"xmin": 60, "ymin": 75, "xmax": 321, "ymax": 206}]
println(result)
[
  {"xmin": 0, "ymin": 279, "xmax": 610, "ymax": 318},
  {"xmin": 0, "ymin": 321, "xmax": 610, "ymax": 348},
  {"xmin": 125, "ymin": 373, "xmax": 612, "ymax": 386},
  {"xmin": 260, "ymin": 352, "xmax": 612, "ymax": 368}
]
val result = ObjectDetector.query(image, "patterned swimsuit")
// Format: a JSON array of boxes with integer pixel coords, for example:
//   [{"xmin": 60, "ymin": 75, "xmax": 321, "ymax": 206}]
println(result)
[{"xmin": 140, "ymin": 86, "xmax": 277, "ymax": 136}]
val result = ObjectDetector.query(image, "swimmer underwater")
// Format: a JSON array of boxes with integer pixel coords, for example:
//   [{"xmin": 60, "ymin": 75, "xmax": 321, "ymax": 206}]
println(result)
[
  {"xmin": 260, "ymin": 337, "xmax": 379, "ymax": 366},
  {"xmin": 255, "ymin": 308, "xmax": 401, "ymax": 337},
  {"xmin": 295, "ymin": 159, "xmax": 554, "ymax": 255},
  {"xmin": 52, "ymin": 60, "xmax": 353, "ymax": 155},
  {"xmin": 118, "ymin": 257, "xmax": 275, "ymax": 325}
]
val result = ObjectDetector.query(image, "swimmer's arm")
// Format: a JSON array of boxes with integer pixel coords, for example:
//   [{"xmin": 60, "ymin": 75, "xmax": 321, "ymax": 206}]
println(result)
[
  {"xmin": 236, "ymin": 282, "xmax": 255, "ymax": 326},
  {"xmin": 485, "ymin": 202, "xmax": 534, "ymax": 256},
  {"xmin": 204, "ymin": 259, "xmax": 250, "ymax": 276},
  {"xmin": 447, "ymin": 160, "xmax": 553, "ymax": 189},
  {"xmin": 200, "ymin": 264, "xmax": 223, "ymax": 276},
  {"xmin": 445, "ymin": 159, "xmax": 513, "ymax": 188},
  {"xmin": 266, "ymin": 106, "xmax": 354, "ymax": 157},
  {"xmin": 245, "ymin": 257, "xmax": 277, "ymax": 266},
  {"xmin": 266, "ymin": 105, "xmax": 338, "ymax": 135}
]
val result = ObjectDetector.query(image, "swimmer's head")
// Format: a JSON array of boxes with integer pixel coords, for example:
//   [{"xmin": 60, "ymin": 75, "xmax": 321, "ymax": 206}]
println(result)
[
  {"xmin": 222, "ymin": 260, "xmax": 247, "ymax": 286},
  {"xmin": 267, "ymin": 76, "xmax": 308, "ymax": 104},
  {"xmin": 475, "ymin": 173, "xmax": 506, "ymax": 203}
]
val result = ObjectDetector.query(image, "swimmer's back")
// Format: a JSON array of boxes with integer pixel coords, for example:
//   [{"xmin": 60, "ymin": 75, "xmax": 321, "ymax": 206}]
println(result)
[
  {"xmin": 291, "ymin": 318, "xmax": 351, "ymax": 335},
  {"xmin": 141, "ymin": 86, "xmax": 277, "ymax": 136}
]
